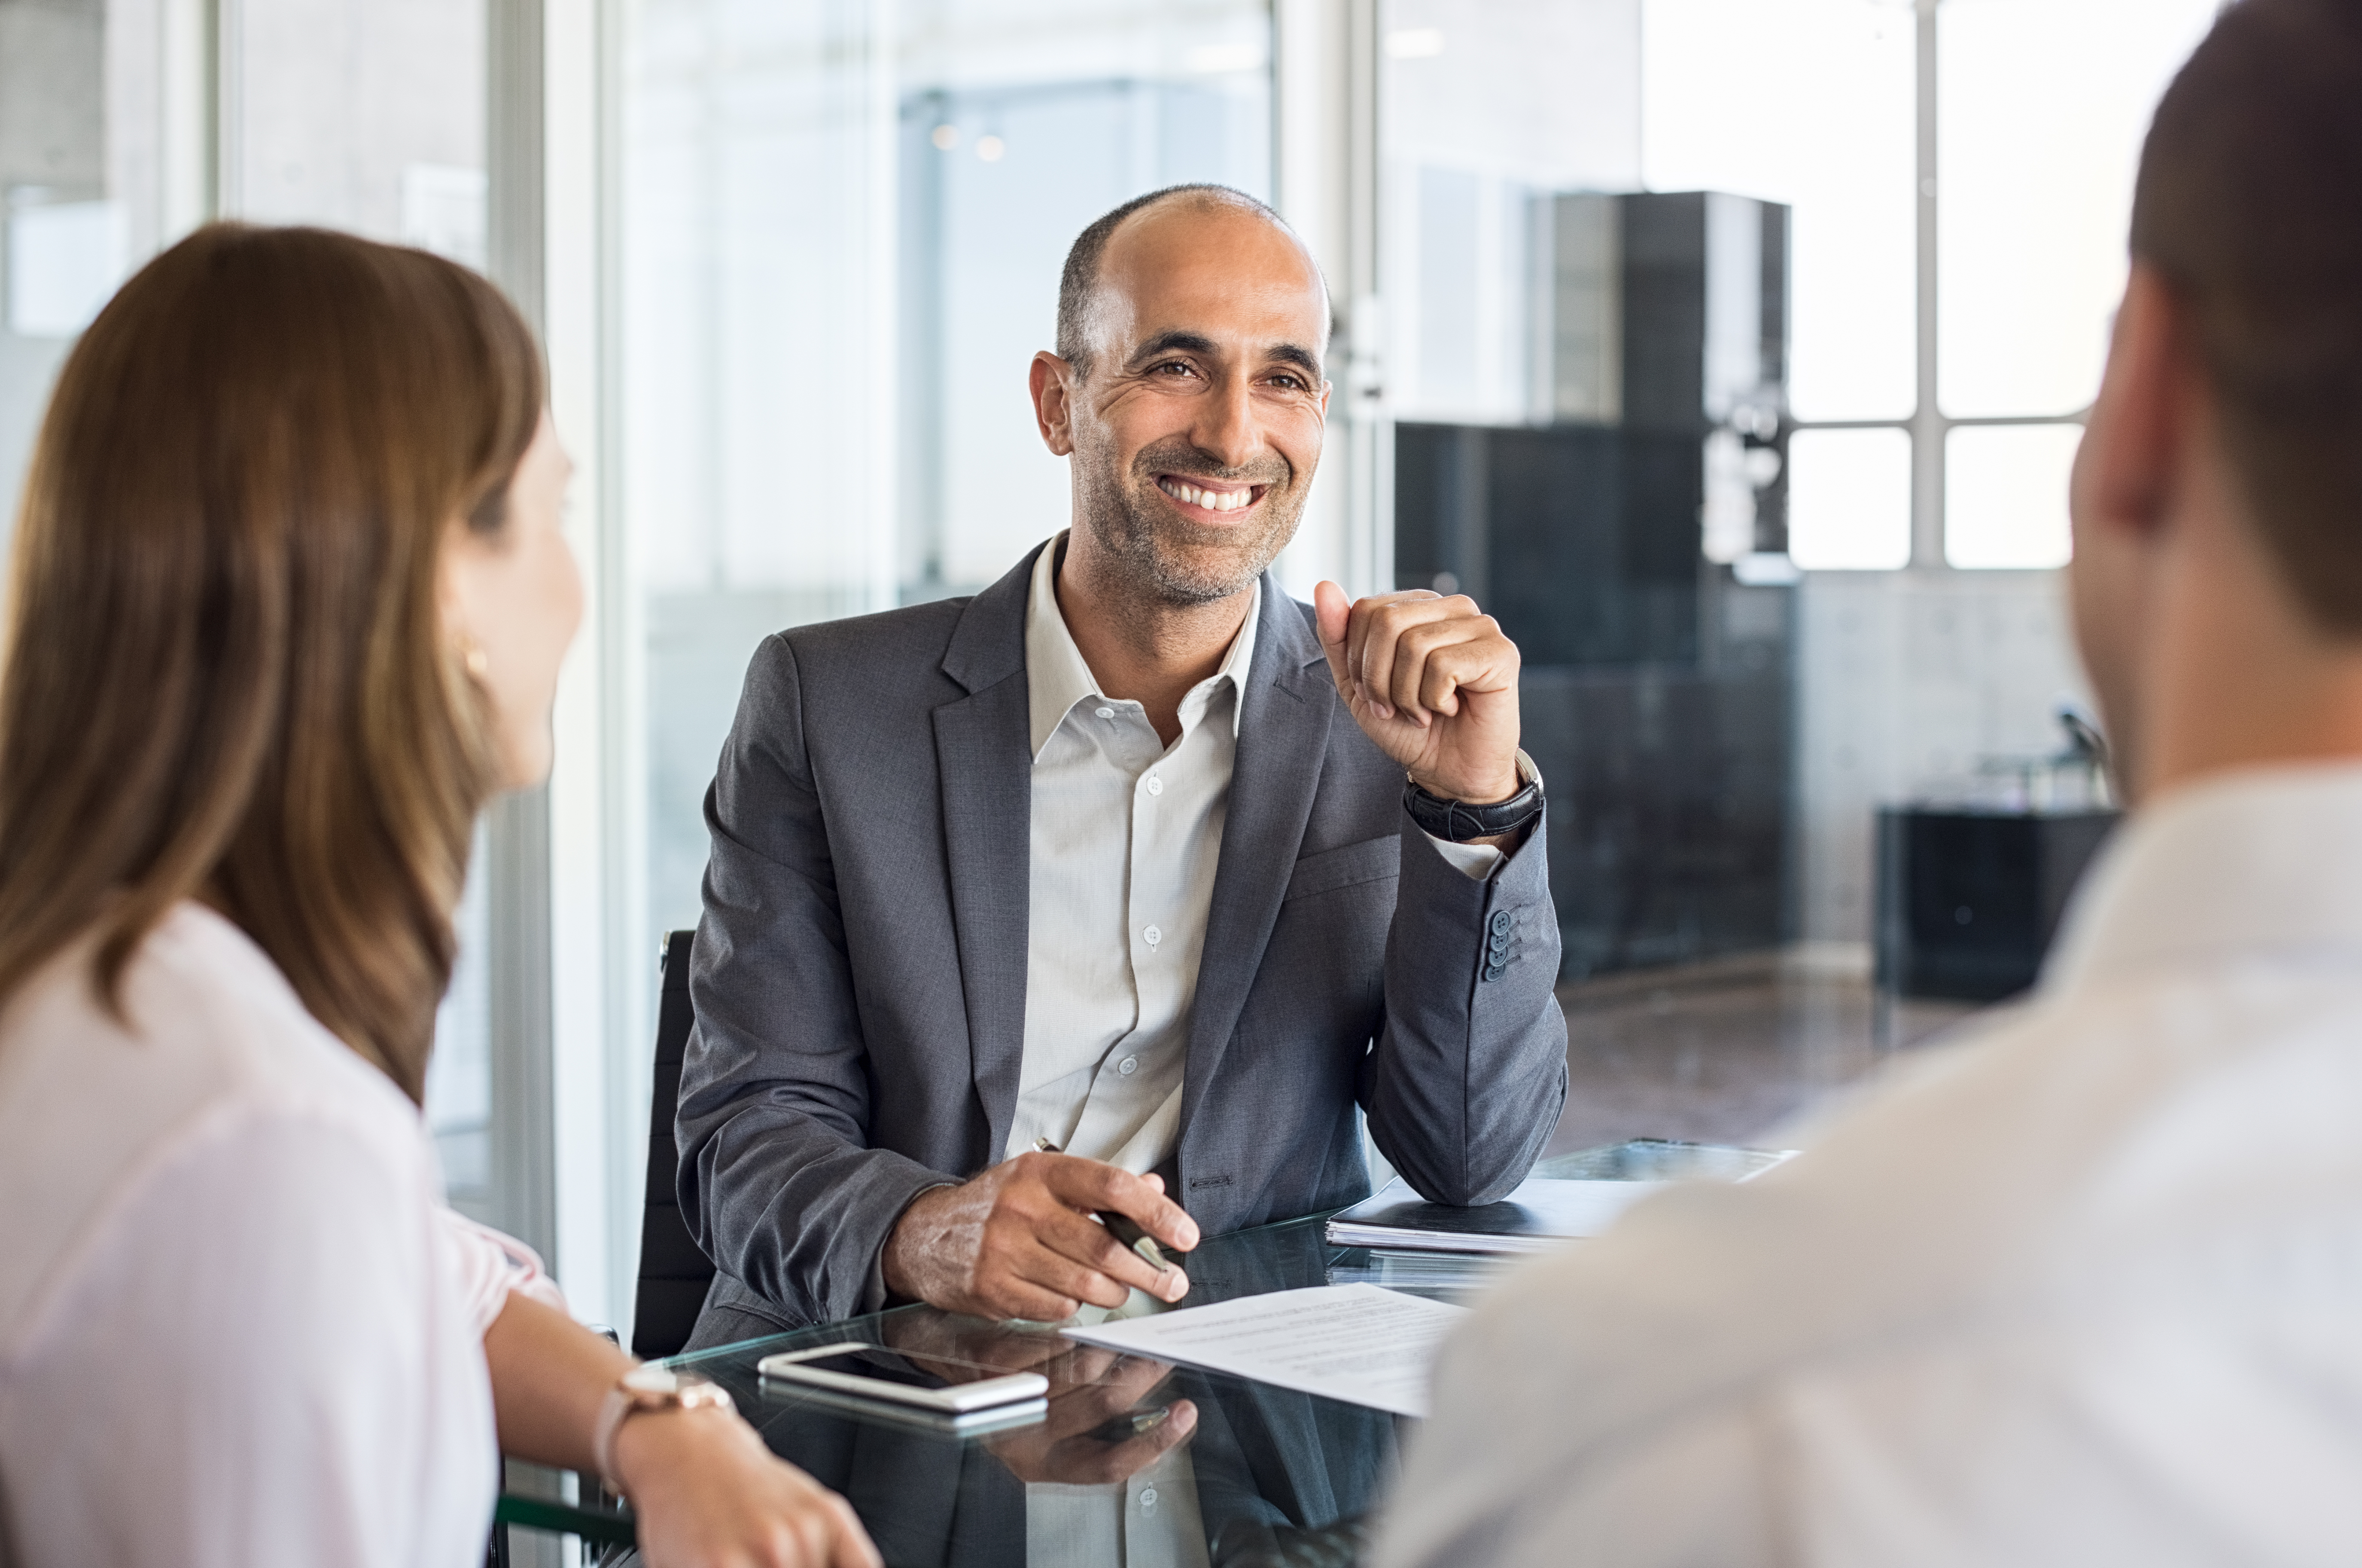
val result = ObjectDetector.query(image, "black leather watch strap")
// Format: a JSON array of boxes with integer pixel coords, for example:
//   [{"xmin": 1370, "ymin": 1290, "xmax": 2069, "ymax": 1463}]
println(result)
[{"xmin": 1404, "ymin": 753, "xmax": 1545, "ymax": 842}]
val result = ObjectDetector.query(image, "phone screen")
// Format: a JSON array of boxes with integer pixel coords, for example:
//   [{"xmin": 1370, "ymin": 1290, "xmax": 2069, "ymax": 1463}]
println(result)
[{"xmin": 780, "ymin": 1348, "xmax": 952, "ymax": 1391}]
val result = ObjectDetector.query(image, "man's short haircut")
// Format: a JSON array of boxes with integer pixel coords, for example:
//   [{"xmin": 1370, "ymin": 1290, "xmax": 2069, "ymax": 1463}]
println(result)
[
  {"xmin": 1054, "ymin": 183, "xmax": 1323, "ymax": 377},
  {"xmin": 2134, "ymin": 0, "xmax": 2362, "ymax": 632}
]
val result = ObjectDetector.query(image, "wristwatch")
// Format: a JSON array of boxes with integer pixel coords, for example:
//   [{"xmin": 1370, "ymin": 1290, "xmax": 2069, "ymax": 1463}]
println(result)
[
  {"xmin": 1403, "ymin": 749, "xmax": 1545, "ymax": 842},
  {"xmin": 593, "ymin": 1364, "xmax": 735, "ymax": 1493}
]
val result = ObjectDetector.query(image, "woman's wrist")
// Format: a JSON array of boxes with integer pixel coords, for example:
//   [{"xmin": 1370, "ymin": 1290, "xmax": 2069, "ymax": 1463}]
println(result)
[
  {"xmin": 597, "ymin": 1369, "xmax": 743, "ymax": 1496},
  {"xmin": 610, "ymin": 1401, "xmax": 735, "ymax": 1496}
]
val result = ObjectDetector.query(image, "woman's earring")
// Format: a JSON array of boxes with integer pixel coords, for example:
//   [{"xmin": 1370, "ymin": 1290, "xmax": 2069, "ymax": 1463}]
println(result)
[{"xmin": 459, "ymin": 637, "xmax": 489, "ymax": 680}]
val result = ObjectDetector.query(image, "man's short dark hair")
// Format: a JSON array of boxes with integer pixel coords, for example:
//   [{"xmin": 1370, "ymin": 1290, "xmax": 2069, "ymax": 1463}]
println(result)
[
  {"xmin": 1054, "ymin": 184, "xmax": 1316, "ymax": 377},
  {"xmin": 2133, "ymin": 0, "xmax": 2362, "ymax": 631}
]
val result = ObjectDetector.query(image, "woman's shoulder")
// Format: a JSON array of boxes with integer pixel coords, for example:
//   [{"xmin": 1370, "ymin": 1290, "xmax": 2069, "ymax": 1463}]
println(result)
[
  {"xmin": 5, "ymin": 899, "xmax": 414, "ymax": 1100},
  {"xmin": 0, "ymin": 903, "xmax": 433, "ymax": 1349},
  {"xmin": 51, "ymin": 902, "xmax": 414, "ymax": 1118}
]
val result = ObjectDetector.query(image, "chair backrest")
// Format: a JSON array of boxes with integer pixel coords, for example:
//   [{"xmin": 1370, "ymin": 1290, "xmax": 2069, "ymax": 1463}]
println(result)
[{"xmin": 630, "ymin": 928, "xmax": 716, "ymax": 1360}]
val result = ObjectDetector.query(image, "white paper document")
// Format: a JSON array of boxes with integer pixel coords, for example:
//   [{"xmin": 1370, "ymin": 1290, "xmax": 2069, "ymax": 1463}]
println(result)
[{"xmin": 1059, "ymin": 1283, "xmax": 1467, "ymax": 1417}]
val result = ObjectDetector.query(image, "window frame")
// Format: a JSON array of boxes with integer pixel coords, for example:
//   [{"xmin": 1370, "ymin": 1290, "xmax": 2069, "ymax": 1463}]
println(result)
[{"xmin": 1788, "ymin": 0, "xmax": 2089, "ymax": 573}]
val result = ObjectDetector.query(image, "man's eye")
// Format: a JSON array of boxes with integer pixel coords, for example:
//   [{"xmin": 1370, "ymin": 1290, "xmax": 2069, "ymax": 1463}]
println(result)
[
  {"xmin": 1154, "ymin": 361, "xmax": 1198, "ymax": 378},
  {"xmin": 1268, "ymin": 375, "xmax": 1305, "ymax": 391}
]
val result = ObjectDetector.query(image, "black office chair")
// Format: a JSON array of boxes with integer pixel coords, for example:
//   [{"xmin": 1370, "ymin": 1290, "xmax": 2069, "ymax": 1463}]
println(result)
[{"xmin": 631, "ymin": 929, "xmax": 718, "ymax": 1360}]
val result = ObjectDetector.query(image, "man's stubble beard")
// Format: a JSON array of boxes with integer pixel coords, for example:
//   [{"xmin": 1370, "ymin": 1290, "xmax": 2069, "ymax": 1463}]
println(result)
[{"xmin": 1071, "ymin": 432, "xmax": 1309, "ymax": 608}]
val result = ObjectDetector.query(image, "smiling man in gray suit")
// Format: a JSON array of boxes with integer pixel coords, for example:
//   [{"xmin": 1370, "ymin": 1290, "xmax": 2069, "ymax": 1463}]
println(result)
[{"xmin": 677, "ymin": 183, "xmax": 1568, "ymax": 1343}]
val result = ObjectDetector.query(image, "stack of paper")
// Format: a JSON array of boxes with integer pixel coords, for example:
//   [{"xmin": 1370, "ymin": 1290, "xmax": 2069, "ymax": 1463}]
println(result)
[{"xmin": 1324, "ymin": 1248, "xmax": 1501, "ymax": 1302}]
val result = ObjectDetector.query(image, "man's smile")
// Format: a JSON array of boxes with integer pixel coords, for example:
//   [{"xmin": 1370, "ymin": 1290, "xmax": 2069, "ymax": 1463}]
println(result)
[{"xmin": 1154, "ymin": 473, "xmax": 1270, "ymax": 518}]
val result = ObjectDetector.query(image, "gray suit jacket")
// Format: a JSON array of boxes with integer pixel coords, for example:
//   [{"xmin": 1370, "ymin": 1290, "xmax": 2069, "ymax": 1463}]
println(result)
[{"xmin": 677, "ymin": 543, "xmax": 1569, "ymax": 1329}]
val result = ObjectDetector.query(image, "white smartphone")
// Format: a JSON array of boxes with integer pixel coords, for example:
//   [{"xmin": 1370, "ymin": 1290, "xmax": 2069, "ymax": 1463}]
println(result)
[{"xmin": 757, "ymin": 1341, "xmax": 1050, "ymax": 1414}]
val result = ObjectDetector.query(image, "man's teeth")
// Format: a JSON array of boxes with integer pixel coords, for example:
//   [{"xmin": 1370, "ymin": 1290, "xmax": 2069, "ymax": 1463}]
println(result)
[{"xmin": 1163, "ymin": 480, "xmax": 1254, "ymax": 512}]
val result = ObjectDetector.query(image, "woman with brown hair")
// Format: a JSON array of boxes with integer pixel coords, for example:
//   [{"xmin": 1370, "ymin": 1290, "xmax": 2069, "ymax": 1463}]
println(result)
[{"xmin": 0, "ymin": 225, "xmax": 878, "ymax": 1568}]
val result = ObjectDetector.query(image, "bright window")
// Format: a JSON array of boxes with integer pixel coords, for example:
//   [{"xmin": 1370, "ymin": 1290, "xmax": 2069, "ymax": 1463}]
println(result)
[
  {"xmin": 1945, "ymin": 422, "xmax": 2080, "ymax": 570},
  {"xmin": 1788, "ymin": 428, "xmax": 1913, "ymax": 571},
  {"xmin": 1938, "ymin": 0, "xmax": 2217, "ymax": 419},
  {"xmin": 1642, "ymin": 0, "xmax": 2214, "ymax": 571},
  {"xmin": 1643, "ymin": 0, "xmax": 1915, "ymax": 422}
]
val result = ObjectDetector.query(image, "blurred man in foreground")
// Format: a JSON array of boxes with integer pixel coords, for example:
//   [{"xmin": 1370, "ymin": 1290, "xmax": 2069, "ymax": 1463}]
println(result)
[{"xmin": 1379, "ymin": 2, "xmax": 2362, "ymax": 1562}]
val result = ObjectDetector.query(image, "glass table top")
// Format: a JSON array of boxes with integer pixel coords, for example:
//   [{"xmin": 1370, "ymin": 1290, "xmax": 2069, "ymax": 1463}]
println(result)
[{"xmin": 505, "ymin": 1141, "xmax": 1747, "ymax": 1562}]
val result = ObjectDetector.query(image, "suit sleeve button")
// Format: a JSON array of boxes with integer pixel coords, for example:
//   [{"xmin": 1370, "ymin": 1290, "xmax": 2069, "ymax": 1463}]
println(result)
[{"xmin": 1488, "ymin": 911, "xmax": 1513, "ymax": 935}]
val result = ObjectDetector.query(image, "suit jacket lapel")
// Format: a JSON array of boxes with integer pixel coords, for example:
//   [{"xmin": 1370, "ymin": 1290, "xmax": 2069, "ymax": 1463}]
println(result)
[
  {"xmin": 934, "ymin": 544, "xmax": 1045, "ymax": 1162},
  {"xmin": 1178, "ymin": 577, "xmax": 1335, "ymax": 1139}
]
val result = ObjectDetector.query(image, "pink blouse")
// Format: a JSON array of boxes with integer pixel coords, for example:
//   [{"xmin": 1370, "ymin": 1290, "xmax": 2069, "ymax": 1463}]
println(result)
[{"xmin": 0, "ymin": 904, "xmax": 559, "ymax": 1566}]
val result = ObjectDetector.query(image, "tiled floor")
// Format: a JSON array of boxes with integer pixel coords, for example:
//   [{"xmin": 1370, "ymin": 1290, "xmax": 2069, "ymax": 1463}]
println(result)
[{"xmin": 1541, "ymin": 951, "xmax": 1989, "ymax": 1158}]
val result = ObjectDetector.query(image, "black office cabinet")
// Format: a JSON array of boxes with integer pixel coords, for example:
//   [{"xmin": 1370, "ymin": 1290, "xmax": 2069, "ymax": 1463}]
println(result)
[
  {"xmin": 1874, "ymin": 809, "xmax": 2119, "ymax": 1003},
  {"xmin": 1395, "ymin": 192, "xmax": 1794, "ymax": 979}
]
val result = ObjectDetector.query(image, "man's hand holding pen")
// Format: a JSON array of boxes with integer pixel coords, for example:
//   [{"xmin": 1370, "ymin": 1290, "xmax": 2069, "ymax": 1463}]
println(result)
[{"xmin": 880, "ymin": 1143, "xmax": 1199, "ymax": 1321}]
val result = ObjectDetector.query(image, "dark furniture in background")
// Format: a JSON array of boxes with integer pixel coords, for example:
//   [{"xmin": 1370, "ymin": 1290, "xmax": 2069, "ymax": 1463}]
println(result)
[
  {"xmin": 1397, "ymin": 190, "xmax": 1796, "ymax": 979},
  {"xmin": 633, "ymin": 927, "xmax": 716, "ymax": 1361},
  {"xmin": 1875, "ymin": 810, "xmax": 2119, "ymax": 1003}
]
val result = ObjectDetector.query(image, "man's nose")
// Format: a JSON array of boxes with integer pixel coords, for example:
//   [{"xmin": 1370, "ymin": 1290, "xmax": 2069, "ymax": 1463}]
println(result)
[{"xmin": 1189, "ymin": 371, "xmax": 1262, "ymax": 472}]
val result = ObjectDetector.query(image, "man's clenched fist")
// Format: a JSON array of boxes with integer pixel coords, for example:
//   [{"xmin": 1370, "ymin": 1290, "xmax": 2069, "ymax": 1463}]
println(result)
[{"xmin": 1313, "ymin": 583, "xmax": 1523, "ymax": 811}]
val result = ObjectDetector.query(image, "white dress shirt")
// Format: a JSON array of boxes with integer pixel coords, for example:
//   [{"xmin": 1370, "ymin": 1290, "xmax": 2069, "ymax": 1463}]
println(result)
[
  {"xmin": 0, "ymin": 903, "xmax": 560, "ymax": 1568},
  {"xmin": 1014, "ymin": 537, "xmax": 1501, "ymax": 1566},
  {"xmin": 1379, "ymin": 763, "xmax": 2362, "ymax": 1568},
  {"xmin": 1009, "ymin": 535, "xmax": 1260, "ymax": 1170}
]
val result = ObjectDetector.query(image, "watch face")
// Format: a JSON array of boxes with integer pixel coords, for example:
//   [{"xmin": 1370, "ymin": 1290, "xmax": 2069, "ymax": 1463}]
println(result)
[{"xmin": 624, "ymin": 1366, "xmax": 682, "ymax": 1396}]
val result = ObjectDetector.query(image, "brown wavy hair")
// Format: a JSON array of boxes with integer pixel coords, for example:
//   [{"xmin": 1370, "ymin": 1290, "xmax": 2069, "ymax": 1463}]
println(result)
[{"xmin": 0, "ymin": 224, "xmax": 542, "ymax": 1103}]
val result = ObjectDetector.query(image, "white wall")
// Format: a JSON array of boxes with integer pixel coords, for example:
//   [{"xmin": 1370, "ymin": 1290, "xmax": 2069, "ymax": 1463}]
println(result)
[{"xmin": 1793, "ymin": 567, "xmax": 2094, "ymax": 946}]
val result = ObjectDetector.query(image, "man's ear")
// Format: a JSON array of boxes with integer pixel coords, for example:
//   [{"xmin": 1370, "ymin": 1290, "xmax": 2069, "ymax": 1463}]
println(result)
[
  {"xmin": 2074, "ymin": 263, "xmax": 2188, "ymax": 547},
  {"xmin": 1030, "ymin": 352, "xmax": 1076, "ymax": 456},
  {"xmin": 2068, "ymin": 263, "xmax": 2195, "ymax": 805}
]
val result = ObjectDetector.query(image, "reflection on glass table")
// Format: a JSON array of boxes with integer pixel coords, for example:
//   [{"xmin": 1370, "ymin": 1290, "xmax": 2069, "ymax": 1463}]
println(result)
[
  {"xmin": 514, "ymin": 1214, "xmax": 1397, "ymax": 1565},
  {"xmin": 505, "ymin": 1142, "xmax": 1751, "ymax": 1562}
]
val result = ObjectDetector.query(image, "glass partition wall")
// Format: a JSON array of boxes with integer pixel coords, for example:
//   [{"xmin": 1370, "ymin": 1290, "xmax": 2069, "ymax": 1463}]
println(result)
[
  {"xmin": 0, "ymin": 0, "xmax": 496, "ymax": 1216},
  {"xmin": 1382, "ymin": 0, "xmax": 2218, "ymax": 976},
  {"xmin": 217, "ymin": 0, "xmax": 498, "ymax": 1218},
  {"xmin": 1, "ymin": 0, "xmax": 165, "ymax": 564},
  {"xmin": 618, "ymin": 0, "xmax": 1274, "ymax": 949}
]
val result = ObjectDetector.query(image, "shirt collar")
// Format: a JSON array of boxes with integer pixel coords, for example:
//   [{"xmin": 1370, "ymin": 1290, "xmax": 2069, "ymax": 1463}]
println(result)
[
  {"xmin": 2043, "ymin": 760, "xmax": 2362, "ymax": 992},
  {"xmin": 1023, "ymin": 532, "xmax": 1260, "ymax": 760}
]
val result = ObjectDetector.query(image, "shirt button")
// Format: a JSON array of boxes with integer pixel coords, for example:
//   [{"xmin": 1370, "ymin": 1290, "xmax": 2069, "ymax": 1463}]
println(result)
[
  {"xmin": 1095, "ymin": 705, "xmax": 1115, "ymax": 720},
  {"xmin": 1139, "ymin": 1485, "xmax": 1159, "ymax": 1512},
  {"xmin": 1143, "ymin": 925, "xmax": 1162, "ymax": 948},
  {"xmin": 1119, "ymin": 1055, "xmax": 1138, "ymax": 1076},
  {"xmin": 1145, "ymin": 775, "xmax": 1164, "ymax": 796}
]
